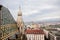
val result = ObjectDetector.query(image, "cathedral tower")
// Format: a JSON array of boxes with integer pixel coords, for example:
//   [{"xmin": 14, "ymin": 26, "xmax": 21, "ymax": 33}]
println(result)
[{"xmin": 17, "ymin": 6, "xmax": 24, "ymax": 34}]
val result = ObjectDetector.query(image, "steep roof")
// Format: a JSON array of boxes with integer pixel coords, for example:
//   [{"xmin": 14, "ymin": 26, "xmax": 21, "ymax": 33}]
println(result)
[
  {"xmin": 0, "ymin": 5, "xmax": 16, "ymax": 25},
  {"xmin": 0, "ymin": 5, "xmax": 18, "ymax": 40}
]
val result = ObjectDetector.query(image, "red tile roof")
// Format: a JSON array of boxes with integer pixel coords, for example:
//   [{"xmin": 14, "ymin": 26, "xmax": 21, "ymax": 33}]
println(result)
[{"xmin": 26, "ymin": 29, "xmax": 44, "ymax": 34}]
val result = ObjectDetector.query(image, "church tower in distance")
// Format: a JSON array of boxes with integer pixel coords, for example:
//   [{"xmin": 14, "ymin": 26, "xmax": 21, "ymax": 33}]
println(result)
[{"xmin": 17, "ymin": 6, "xmax": 24, "ymax": 34}]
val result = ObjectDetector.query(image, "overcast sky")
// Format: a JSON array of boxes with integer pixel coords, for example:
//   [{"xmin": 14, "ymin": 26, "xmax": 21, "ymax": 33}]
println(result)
[{"xmin": 0, "ymin": 0, "xmax": 60, "ymax": 22}]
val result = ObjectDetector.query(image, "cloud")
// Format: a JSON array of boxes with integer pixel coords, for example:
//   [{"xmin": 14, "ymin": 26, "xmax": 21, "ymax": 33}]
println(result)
[
  {"xmin": 23, "ymin": 10, "xmax": 39, "ymax": 16},
  {"xmin": 1, "ymin": 0, "xmax": 60, "ymax": 22},
  {"xmin": 22, "ymin": 0, "xmax": 60, "ymax": 22}
]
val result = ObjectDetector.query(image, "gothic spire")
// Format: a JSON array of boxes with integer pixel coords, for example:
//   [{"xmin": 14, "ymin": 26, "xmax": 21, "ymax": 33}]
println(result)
[{"xmin": 18, "ymin": 6, "xmax": 22, "ymax": 16}]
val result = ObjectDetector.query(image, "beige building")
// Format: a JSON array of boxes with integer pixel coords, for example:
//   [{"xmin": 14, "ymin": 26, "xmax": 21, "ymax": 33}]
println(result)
[
  {"xmin": 43, "ymin": 29, "xmax": 49, "ymax": 39},
  {"xmin": 49, "ymin": 30, "xmax": 60, "ymax": 40},
  {"xmin": 27, "ymin": 23, "xmax": 40, "ymax": 29},
  {"xmin": 26, "ymin": 29, "xmax": 44, "ymax": 40},
  {"xmin": 43, "ymin": 28, "xmax": 60, "ymax": 40}
]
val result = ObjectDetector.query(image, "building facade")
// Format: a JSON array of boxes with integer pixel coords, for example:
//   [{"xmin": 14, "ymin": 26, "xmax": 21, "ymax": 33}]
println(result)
[
  {"xmin": 43, "ymin": 28, "xmax": 58, "ymax": 40},
  {"xmin": 48, "ymin": 31, "xmax": 60, "ymax": 40},
  {"xmin": 26, "ymin": 29, "xmax": 44, "ymax": 40}
]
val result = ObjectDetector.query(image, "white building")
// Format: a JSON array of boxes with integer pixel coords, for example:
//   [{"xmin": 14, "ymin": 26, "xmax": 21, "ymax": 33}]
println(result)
[
  {"xmin": 43, "ymin": 28, "xmax": 58, "ymax": 39},
  {"xmin": 25, "ymin": 29, "xmax": 44, "ymax": 40},
  {"xmin": 49, "ymin": 30, "xmax": 60, "ymax": 40},
  {"xmin": 43, "ymin": 29, "xmax": 49, "ymax": 39}
]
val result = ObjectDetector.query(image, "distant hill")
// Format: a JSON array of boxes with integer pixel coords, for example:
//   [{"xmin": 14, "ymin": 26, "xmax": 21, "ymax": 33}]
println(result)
[{"xmin": 25, "ymin": 18, "xmax": 60, "ymax": 24}]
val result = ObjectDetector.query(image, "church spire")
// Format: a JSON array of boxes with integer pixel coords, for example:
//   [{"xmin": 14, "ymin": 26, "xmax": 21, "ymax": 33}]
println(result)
[
  {"xmin": 18, "ymin": 6, "xmax": 22, "ymax": 16},
  {"xmin": 17, "ymin": 6, "xmax": 24, "ymax": 34}
]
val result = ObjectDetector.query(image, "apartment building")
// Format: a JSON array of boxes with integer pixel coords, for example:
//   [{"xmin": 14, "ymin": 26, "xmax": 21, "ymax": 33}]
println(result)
[
  {"xmin": 26, "ymin": 29, "xmax": 44, "ymax": 40},
  {"xmin": 49, "ymin": 30, "xmax": 60, "ymax": 40}
]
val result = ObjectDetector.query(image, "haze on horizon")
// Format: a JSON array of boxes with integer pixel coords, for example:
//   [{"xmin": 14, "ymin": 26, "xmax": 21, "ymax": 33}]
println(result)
[{"xmin": 0, "ymin": 0, "xmax": 60, "ymax": 22}]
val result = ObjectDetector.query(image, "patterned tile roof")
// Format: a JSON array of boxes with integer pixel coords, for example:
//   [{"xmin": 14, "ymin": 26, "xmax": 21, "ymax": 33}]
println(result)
[
  {"xmin": 0, "ymin": 5, "xmax": 18, "ymax": 40},
  {"xmin": 0, "ymin": 5, "xmax": 16, "ymax": 25}
]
